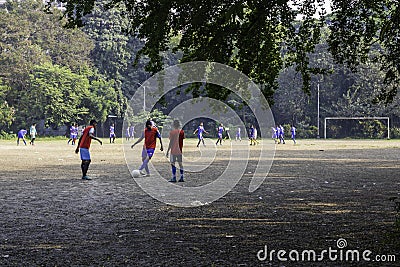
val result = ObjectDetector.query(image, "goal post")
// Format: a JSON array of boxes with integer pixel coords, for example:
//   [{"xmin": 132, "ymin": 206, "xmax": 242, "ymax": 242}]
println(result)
[{"xmin": 324, "ymin": 117, "xmax": 390, "ymax": 139}]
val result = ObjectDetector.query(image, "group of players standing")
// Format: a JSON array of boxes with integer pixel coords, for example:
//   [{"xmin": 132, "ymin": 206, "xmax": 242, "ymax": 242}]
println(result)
[{"xmin": 272, "ymin": 125, "xmax": 297, "ymax": 144}]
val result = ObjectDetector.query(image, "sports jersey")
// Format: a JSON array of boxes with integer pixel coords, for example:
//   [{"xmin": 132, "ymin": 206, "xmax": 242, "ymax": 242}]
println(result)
[
  {"xmin": 272, "ymin": 127, "xmax": 277, "ymax": 138},
  {"xmin": 143, "ymin": 127, "xmax": 161, "ymax": 149},
  {"xmin": 70, "ymin": 126, "xmax": 78, "ymax": 138},
  {"xmin": 197, "ymin": 126, "xmax": 205, "ymax": 138},
  {"xmin": 129, "ymin": 126, "xmax": 135, "ymax": 137},
  {"xmin": 110, "ymin": 126, "xmax": 115, "ymax": 137},
  {"xmin": 217, "ymin": 126, "xmax": 224, "ymax": 138},
  {"xmin": 291, "ymin": 127, "xmax": 296, "ymax": 138},
  {"xmin": 30, "ymin": 126, "xmax": 37, "ymax": 138},
  {"xmin": 79, "ymin": 126, "xmax": 95, "ymax": 149},
  {"xmin": 18, "ymin": 129, "xmax": 27, "ymax": 138},
  {"xmin": 169, "ymin": 129, "xmax": 185, "ymax": 155}
]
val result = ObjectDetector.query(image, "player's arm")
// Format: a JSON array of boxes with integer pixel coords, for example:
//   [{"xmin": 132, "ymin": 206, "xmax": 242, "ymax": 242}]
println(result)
[
  {"xmin": 193, "ymin": 128, "xmax": 198, "ymax": 135},
  {"xmin": 156, "ymin": 130, "xmax": 164, "ymax": 151},
  {"xmin": 131, "ymin": 136, "xmax": 144, "ymax": 148},
  {"xmin": 158, "ymin": 136, "xmax": 164, "ymax": 151},
  {"xmin": 75, "ymin": 136, "xmax": 82, "ymax": 154},
  {"xmin": 166, "ymin": 141, "xmax": 171, "ymax": 157},
  {"xmin": 89, "ymin": 132, "xmax": 102, "ymax": 145}
]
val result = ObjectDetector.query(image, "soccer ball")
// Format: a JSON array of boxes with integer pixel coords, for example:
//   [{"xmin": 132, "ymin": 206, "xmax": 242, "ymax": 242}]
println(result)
[{"xmin": 131, "ymin": 169, "xmax": 141, "ymax": 178}]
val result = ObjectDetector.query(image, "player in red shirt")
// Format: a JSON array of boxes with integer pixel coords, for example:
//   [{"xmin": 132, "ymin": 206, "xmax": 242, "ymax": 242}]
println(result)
[
  {"xmin": 131, "ymin": 120, "xmax": 164, "ymax": 176},
  {"xmin": 75, "ymin": 120, "xmax": 103, "ymax": 180},
  {"xmin": 166, "ymin": 120, "xmax": 185, "ymax": 182}
]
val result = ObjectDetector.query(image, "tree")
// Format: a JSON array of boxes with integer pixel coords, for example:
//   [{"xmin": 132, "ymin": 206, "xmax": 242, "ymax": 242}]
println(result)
[
  {"xmin": 0, "ymin": 81, "xmax": 15, "ymax": 130},
  {"xmin": 53, "ymin": 0, "xmax": 330, "ymax": 102},
  {"xmin": 125, "ymin": 108, "xmax": 172, "ymax": 131},
  {"xmin": 327, "ymin": 0, "xmax": 400, "ymax": 102},
  {"xmin": 19, "ymin": 63, "xmax": 120, "ymax": 128},
  {"xmin": 55, "ymin": 0, "xmax": 400, "ymax": 104}
]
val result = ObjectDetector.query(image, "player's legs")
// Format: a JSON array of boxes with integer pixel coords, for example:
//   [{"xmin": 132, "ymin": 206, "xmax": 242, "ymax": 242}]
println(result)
[
  {"xmin": 169, "ymin": 155, "xmax": 177, "ymax": 182},
  {"xmin": 177, "ymin": 157, "xmax": 184, "ymax": 182},
  {"xmin": 79, "ymin": 148, "xmax": 92, "ymax": 180},
  {"xmin": 197, "ymin": 138, "xmax": 201, "ymax": 147},
  {"xmin": 139, "ymin": 148, "xmax": 154, "ymax": 176},
  {"xmin": 31, "ymin": 137, "xmax": 35, "ymax": 145}
]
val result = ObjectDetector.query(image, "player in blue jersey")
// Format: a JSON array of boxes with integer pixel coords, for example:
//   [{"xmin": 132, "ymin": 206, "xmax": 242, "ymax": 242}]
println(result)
[
  {"xmin": 249, "ymin": 125, "xmax": 257, "ymax": 145},
  {"xmin": 67, "ymin": 124, "xmax": 78, "ymax": 145},
  {"xmin": 125, "ymin": 126, "xmax": 130, "ymax": 141},
  {"xmin": 129, "ymin": 125, "xmax": 135, "ymax": 140},
  {"xmin": 279, "ymin": 125, "xmax": 286, "ymax": 144},
  {"xmin": 291, "ymin": 125, "xmax": 296, "ymax": 144},
  {"xmin": 235, "ymin": 127, "xmax": 242, "ymax": 141},
  {"xmin": 193, "ymin": 122, "xmax": 208, "ymax": 147},
  {"xmin": 272, "ymin": 126, "xmax": 278, "ymax": 144},
  {"xmin": 17, "ymin": 128, "xmax": 28, "ymax": 146},
  {"xmin": 216, "ymin": 123, "xmax": 224, "ymax": 145},
  {"xmin": 109, "ymin": 123, "xmax": 116, "ymax": 143}
]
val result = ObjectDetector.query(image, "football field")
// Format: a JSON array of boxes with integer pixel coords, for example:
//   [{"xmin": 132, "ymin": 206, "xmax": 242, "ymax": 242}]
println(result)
[{"xmin": 0, "ymin": 138, "xmax": 399, "ymax": 266}]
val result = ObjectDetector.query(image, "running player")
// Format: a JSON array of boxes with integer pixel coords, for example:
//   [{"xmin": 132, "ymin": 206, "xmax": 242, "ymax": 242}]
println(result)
[
  {"xmin": 166, "ymin": 120, "xmax": 185, "ymax": 182},
  {"xmin": 75, "ymin": 120, "xmax": 103, "ymax": 180},
  {"xmin": 109, "ymin": 123, "xmax": 116, "ymax": 143},
  {"xmin": 216, "ymin": 123, "xmax": 224, "ymax": 145},
  {"xmin": 131, "ymin": 120, "xmax": 164, "ymax": 177},
  {"xmin": 193, "ymin": 122, "xmax": 208, "ymax": 147},
  {"xmin": 17, "ymin": 128, "xmax": 27, "ymax": 146}
]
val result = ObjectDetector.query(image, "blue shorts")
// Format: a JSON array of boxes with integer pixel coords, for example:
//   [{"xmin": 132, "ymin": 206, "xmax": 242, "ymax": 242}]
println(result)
[
  {"xmin": 218, "ymin": 133, "xmax": 222, "ymax": 139},
  {"xmin": 80, "ymin": 148, "xmax": 91, "ymax": 161},
  {"xmin": 142, "ymin": 148, "xmax": 155, "ymax": 159}
]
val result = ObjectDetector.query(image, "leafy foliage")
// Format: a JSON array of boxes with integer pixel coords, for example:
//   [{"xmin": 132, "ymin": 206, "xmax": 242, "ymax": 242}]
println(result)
[
  {"xmin": 19, "ymin": 63, "xmax": 119, "ymax": 128},
  {"xmin": 54, "ymin": 0, "xmax": 329, "ymax": 102},
  {"xmin": 0, "ymin": 0, "xmax": 123, "ymax": 132},
  {"xmin": 125, "ymin": 108, "xmax": 172, "ymax": 131}
]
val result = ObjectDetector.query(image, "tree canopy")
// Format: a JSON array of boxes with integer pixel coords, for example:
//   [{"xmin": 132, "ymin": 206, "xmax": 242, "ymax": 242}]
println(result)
[
  {"xmin": 57, "ymin": 0, "xmax": 400, "ymax": 102},
  {"xmin": 0, "ymin": 0, "xmax": 124, "ymax": 132}
]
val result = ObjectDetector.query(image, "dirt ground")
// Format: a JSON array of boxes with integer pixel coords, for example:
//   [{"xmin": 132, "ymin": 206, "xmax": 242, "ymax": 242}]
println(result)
[{"xmin": 0, "ymin": 138, "xmax": 399, "ymax": 266}]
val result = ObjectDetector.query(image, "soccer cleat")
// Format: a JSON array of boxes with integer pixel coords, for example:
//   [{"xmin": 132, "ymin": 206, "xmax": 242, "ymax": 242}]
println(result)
[
  {"xmin": 139, "ymin": 170, "xmax": 150, "ymax": 177},
  {"xmin": 178, "ymin": 177, "xmax": 184, "ymax": 182},
  {"xmin": 82, "ymin": 176, "xmax": 92, "ymax": 180},
  {"xmin": 169, "ymin": 177, "xmax": 177, "ymax": 182}
]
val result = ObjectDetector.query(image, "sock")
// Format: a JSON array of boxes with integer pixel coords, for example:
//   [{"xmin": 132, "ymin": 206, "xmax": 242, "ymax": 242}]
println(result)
[
  {"xmin": 171, "ymin": 165, "xmax": 177, "ymax": 177},
  {"xmin": 81, "ymin": 161, "xmax": 90, "ymax": 177}
]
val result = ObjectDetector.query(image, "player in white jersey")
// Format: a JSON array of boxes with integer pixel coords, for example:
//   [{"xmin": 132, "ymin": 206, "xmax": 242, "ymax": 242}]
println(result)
[{"xmin": 193, "ymin": 122, "xmax": 208, "ymax": 147}]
